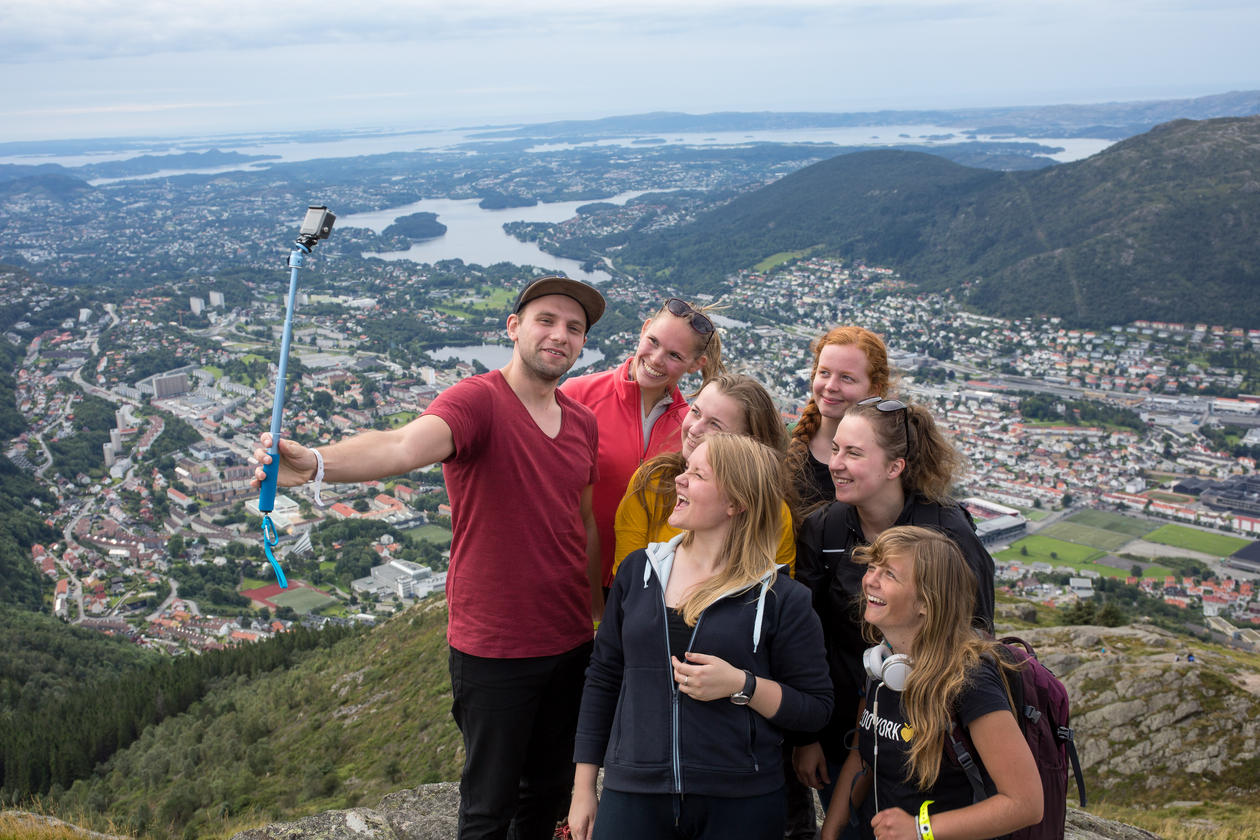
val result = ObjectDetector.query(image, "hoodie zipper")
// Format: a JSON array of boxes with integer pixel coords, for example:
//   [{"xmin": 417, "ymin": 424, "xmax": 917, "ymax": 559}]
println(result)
[
  {"xmin": 659, "ymin": 576, "xmax": 704, "ymax": 796},
  {"xmin": 652, "ymin": 550, "xmax": 773, "ymax": 790}
]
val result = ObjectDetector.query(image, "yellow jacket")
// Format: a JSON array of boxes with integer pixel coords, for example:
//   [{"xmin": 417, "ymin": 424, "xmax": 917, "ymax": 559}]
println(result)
[{"xmin": 612, "ymin": 464, "xmax": 796, "ymax": 577}]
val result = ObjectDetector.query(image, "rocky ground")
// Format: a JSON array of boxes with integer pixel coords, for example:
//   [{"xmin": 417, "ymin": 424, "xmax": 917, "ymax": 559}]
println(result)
[
  {"xmin": 229, "ymin": 782, "xmax": 1160, "ymax": 840},
  {"xmin": 229, "ymin": 622, "xmax": 1260, "ymax": 840}
]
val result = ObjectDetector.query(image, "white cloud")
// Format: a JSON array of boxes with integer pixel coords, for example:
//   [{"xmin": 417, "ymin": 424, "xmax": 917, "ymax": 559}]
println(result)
[
  {"xmin": 0, "ymin": 0, "xmax": 1033, "ymax": 63},
  {"xmin": 0, "ymin": 0, "xmax": 1256, "ymax": 140}
]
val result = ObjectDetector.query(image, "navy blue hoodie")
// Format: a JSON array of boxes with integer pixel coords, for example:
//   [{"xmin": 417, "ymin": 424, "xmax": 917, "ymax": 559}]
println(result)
[{"xmin": 573, "ymin": 534, "xmax": 833, "ymax": 797}]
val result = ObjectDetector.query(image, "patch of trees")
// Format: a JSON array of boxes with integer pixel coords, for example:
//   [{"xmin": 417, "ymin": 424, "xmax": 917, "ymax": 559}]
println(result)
[
  {"xmin": 1198, "ymin": 424, "xmax": 1260, "ymax": 461},
  {"xmin": 0, "ymin": 285, "xmax": 96, "ymax": 336},
  {"xmin": 0, "ymin": 606, "xmax": 158, "ymax": 713},
  {"xmin": 1018, "ymin": 394, "xmax": 1145, "ymax": 431},
  {"xmin": 139, "ymin": 409, "xmax": 203, "ymax": 464},
  {"xmin": 0, "ymin": 620, "xmax": 359, "ymax": 800},
  {"xmin": 220, "ymin": 354, "xmax": 271, "ymax": 388},
  {"xmin": 1058, "ymin": 599, "xmax": 1128, "ymax": 627},
  {"xmin": 168, "ymin": 562, "xmax": 249, "ymax": 613},
  {"xmin": 1056, "ymin": 577, "xmax": 1206, "ymax": 633},
  {"xmin": 47, "ymin": 389, "xmax": 117, "ymax": 479},
  {"xmin": 912, "ymin": 364, "xmax": 954, "ymax": 384},
  {"xmin": 0, "ymin": 341, "xmax": 28, "ymax": 439},
  {"xmin": 382, "ymin": 212, "xmax": 447, "ymax": 241},
  {"xmin": 0, "ymin": 459, "xmax": 61, "ymax": 611},
  {"xmin": 308, "ymin": 518, "xmax": 445, "ymax": 584}
]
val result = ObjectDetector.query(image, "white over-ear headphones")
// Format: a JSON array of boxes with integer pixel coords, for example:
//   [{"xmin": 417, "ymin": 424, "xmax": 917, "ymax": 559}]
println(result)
[{"xmin": 863, "ymin": 641, "xmax": 912, "ymax": 691}]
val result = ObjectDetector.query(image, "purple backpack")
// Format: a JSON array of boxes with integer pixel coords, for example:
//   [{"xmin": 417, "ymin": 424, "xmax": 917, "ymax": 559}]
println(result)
[{"xmin": 947, "ymin": 636, "xmax": 1086, "ymax": 840}]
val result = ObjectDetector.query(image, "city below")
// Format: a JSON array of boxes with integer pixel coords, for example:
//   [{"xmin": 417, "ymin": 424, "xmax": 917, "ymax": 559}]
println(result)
[{"xmin": 6, "ymin": 250, "xmax": 1260, "ymax": 656}]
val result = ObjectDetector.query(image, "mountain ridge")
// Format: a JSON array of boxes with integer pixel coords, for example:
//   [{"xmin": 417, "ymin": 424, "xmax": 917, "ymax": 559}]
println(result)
[
  {"xmin": 470, "ymin": 89, "xmax": 1260, "ymax": 140},
  {"xmin": 616, "ymin": 115, "xmax": 1260, "ymax": 328}
]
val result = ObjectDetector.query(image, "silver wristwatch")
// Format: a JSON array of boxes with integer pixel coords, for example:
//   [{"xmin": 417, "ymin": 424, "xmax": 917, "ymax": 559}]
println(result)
[{"xmin": 730, "ymin": 669, "xmax": 756, "ymax": 705}]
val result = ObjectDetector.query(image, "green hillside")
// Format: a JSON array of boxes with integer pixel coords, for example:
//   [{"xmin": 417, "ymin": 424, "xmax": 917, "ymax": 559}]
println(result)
[
  {"xmin": 617, "ymin": 115, "xmax": 1260, "ymax": 328},
  {"xmin": 0, "ymin": 606, "xmax": 159, "ymax": 718},
  {"xmin": 48, "ymin": 601, "xmax": 459, "ymax": 839}
]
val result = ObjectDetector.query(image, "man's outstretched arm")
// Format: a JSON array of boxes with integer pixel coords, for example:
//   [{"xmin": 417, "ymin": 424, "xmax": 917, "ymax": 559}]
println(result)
[{"xmin": 252, "ymin": 414, "xmax": 455, "ymax": 489}]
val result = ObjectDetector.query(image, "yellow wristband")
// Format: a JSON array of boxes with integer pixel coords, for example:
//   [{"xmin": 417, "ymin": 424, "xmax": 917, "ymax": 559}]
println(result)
[{"xmin": 917, "ymin": 800, "xmax": 936, "ymax": 840}]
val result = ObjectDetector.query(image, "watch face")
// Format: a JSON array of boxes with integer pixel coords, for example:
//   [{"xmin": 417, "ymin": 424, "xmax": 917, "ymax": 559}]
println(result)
[{"xmin": 730, "ymin": 692, "xmax": 751, "ymax": 706}]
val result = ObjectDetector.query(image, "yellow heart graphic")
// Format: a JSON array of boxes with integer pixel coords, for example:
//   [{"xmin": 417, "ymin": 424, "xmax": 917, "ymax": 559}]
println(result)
[{"xmin": 900, "ymin": 725, "xmax": 914, "ymax": 742}]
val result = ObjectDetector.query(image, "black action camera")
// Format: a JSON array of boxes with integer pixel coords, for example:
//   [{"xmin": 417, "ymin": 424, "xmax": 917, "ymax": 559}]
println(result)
[{"xmin": 298, "ymin": 205, "xmax": 336, "ymax": 245}]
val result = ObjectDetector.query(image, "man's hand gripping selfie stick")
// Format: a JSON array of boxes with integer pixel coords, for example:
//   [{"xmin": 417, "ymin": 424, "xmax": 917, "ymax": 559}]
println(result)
[{"xmin": 258, "ymin": 205, "xmax": 335, "ymax": 588}]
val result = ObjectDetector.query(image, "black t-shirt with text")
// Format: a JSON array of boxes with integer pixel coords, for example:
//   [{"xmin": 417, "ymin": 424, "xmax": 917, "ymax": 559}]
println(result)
[{"xmin": 856, "ymin": 659, "xmax": 1010, "ymax": 840}]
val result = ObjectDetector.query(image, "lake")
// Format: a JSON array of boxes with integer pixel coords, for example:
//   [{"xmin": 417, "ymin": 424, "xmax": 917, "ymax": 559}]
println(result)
[{"xmin": 341, "ymin": 191, "xmax": 666, "ymax": 285}]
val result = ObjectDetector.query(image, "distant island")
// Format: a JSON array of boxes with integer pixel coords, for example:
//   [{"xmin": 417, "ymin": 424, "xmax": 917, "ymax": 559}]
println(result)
[
  {"xmin": 478, "ymin": 192, "xmax": 538, "ymax": 210},
  {"xmin": 382, "ymin": 212, "xmax": 447, "ymax": 241},
  {"xmin": 72, "ymin": 149, "xmax": 278, "ymax": 178}
]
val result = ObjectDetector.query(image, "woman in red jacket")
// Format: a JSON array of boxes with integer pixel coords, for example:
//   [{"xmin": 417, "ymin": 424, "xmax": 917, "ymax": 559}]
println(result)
[{"xmin": 562, "ymin": 297, "xmax": 725, "ymax": 587}]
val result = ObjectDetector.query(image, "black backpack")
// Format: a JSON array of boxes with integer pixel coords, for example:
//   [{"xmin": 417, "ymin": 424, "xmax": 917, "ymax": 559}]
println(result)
[{"xmin": 947, "ymin": 637, "xmax": 1086, "ymax": 840}]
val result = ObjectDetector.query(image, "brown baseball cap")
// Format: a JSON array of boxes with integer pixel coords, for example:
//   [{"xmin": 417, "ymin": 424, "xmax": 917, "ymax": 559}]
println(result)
[{"xmin": 512, "ymin": 275, "xmax": 606, "ymax": 332}]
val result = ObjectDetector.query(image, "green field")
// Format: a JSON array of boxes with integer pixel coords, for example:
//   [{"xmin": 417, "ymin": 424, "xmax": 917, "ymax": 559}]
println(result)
[
  {"xmin": 1147, "ymin": 490, "xmax": 1191, "ymax": 503},
  {"xmin": 999, "ymin": 535, "xmax": 1103, "ymax": 565},
  {"xmin": 1040, "ymin": 521, "xmax": 1134, "ymax": 551},
  {"xmin": 406, "ymin": 523, "xmax": 453, "ymax": 545},
  {"xmin": 385, "ymin": 411, "xmax": 418, "ymax": 428},
  {"xmin": 1017, "ymin": 507, "xmax": 1052, "ymax": 522},
  {"xmin": 998, "ymin": 535, "xmax": 1171, "ymax": 579},
  {"xmin": 755, "ymin": 250, "xmax": 809, "ymax": 272},
  {"xmin": 1066, "ymin": 509, "xmax": 1156, "ymax": 538},
  {"xmin": 1144, "ymin": 524, "xmax": 1251, "ymax": 557},
  {"xmin": 269, "ymin": 587, "xmax": 338, "ymax": 614},
  {"xmin": 439, "ymin": 287, "xmax": 516, "ymax": 318}
]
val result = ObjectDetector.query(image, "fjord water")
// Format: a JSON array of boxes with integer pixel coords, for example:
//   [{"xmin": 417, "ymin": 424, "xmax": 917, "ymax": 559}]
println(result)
[{"xmin": 342, "ymin": 192, "xmax": 665, "ymax": 285}]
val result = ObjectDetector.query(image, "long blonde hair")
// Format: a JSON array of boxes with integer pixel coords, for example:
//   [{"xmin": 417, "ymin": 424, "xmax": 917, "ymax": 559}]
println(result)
[
  {"xmin": 854, "ymin": 526, "xmax": 1017, "ymax": 790},
  {"xmin": 677, "ymin": 434, "xmax": 784, "ymax": 625}
]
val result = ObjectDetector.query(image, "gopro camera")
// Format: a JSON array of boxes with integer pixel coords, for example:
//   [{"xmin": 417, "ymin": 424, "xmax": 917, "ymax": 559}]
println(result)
[{"xmin": 299, "ymin": 205, "xmax": 336, "ymax": 241}]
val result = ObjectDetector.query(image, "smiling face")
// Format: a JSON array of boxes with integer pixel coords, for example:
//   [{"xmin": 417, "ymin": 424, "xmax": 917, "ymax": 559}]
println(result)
[
  {"xmin": 862, "ymin": 549, "xmax": 925, "ymax": 638},
  {"xmin": 828, "ymin": 413, "xmax": 904, "ymax": 506},
  {"xmin": 630, "ymin": 311, "xmax": 707, "ymax": 399},
  {"xmin": 507, "ymin": 293, "xmax": 588, "ymax": 382},
  {"xmin": 811, "ymin": 342, "xmax": 874, "ymax": 420},
  {"xmin": 680, "ymin": 383, "xmax": 748, "ymax": 457},
  {"xmin": 668, "ymin": 441, "xmax": 736, "ymax": 535}
]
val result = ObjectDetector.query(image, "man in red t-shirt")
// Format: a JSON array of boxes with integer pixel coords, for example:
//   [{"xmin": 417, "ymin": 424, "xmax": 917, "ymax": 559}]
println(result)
[{"xmin": 253, "ymin": 275, "xmax": 606, "ymax": 840}]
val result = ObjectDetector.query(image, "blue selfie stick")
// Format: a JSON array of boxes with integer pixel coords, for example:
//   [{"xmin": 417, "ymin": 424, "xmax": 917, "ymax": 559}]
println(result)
[{"xmin": 257, "ymin": 205, "xmax": 335, "ymax": 588}]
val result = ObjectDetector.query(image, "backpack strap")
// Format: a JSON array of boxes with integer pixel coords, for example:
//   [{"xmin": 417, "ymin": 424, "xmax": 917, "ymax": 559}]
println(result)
[
  {"xmin": 946, "ymin": 721, "xmax": 988, "ymax": 805},
  {"xmin": 1062, "ymin": 725, "xmax": 1087, "ymax": 807}
]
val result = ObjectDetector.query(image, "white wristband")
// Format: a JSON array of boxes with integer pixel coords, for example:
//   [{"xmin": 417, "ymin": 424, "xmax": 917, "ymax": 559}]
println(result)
[{"xmin": 311, "ymin": 447, "xmax": 326, "ymax": 508}]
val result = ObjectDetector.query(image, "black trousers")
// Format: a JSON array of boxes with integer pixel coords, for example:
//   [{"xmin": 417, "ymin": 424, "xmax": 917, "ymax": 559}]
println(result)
[
  {"xmin": 592, "ymin": 786, "xmax": 787, "ymax": 840},
  {"xmin": 448, "ymin": 641, "xmax": 593, "ymax": 840}
]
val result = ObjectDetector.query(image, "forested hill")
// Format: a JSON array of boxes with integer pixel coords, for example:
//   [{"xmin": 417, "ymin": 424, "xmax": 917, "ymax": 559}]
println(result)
[{"xmin": 616, "ymin": 115, "xmax": 1260, "ymax": 329}]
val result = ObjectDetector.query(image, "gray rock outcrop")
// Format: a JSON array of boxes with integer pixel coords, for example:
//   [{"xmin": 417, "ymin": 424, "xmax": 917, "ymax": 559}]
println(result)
[
  {"xmin": 230, "ymin": 782, "xmax": 1159, "ymax": 839},
  {"xmin": 1015, "ymin": 624, "xmax": 1260, "ymax": 794}
]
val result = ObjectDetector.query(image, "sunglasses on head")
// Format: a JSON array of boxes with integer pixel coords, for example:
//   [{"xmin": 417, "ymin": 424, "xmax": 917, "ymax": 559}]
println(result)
[
  {"xmin": 857, "ymin": 396, "xmax": 910, "ymax": 452},
  {"xmin": 857, "ymin": 397, "xmax": 906, "ymax": 413},
  {"xmin": 663, "ymin": 298, "xmax": 715, "ymax": 347}
]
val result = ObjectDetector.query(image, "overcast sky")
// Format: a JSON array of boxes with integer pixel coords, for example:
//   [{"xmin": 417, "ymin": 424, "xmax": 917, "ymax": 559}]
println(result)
[{"xmin": 2, "ymin": 0, "xmax": 1257, "ymax": 142}]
